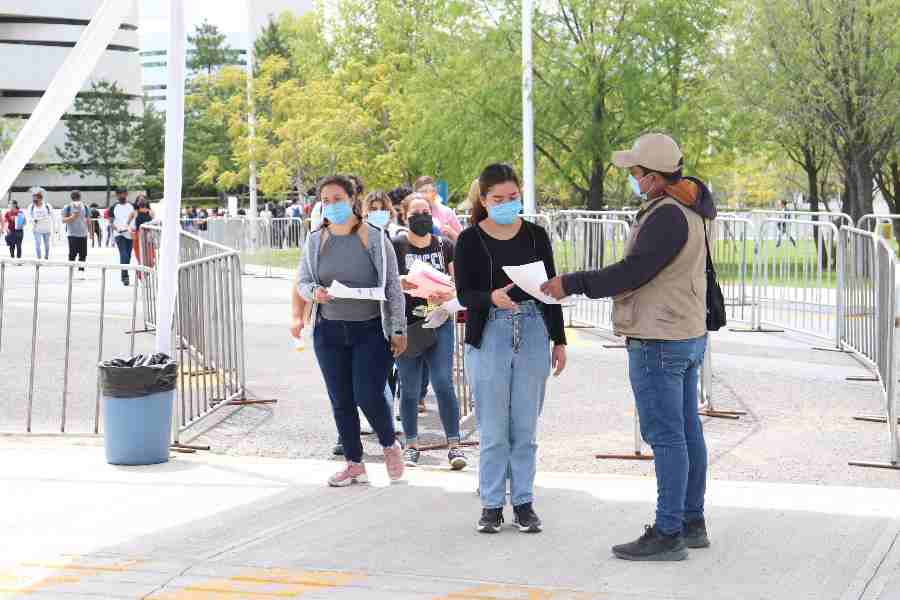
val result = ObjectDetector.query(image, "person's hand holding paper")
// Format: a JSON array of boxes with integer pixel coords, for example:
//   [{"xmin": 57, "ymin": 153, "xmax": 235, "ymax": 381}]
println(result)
[
  {"xmin": 503, "ymin": 261, "xmax": 570, "ymax": 305},
  {"xmin": 405, "ymin": 261, "xmax": 455, "ymax": 300}
]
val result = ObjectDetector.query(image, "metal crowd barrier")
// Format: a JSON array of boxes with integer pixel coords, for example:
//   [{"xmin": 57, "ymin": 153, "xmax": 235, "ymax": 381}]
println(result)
[
  {"xmin": 838, "ymin": 228, "xmax": 879, "ymax": 368},
  {"xmin": 751, "ymin": 210, "xmax": 854, "ymax": 232},
  {"xmin": 0, "ymin": 256, "xmax": 153, "ymax": 433},
  {"xmin": 709, "ymin": 215, "xmax": 756, "ymax": 325},
  {"xmin": 858, "ymin": 214, "xmax": 900, "ymax": 241},
  {"xmin": 141, "ymin": 224, "xmax": 264, "ymax": 444}
]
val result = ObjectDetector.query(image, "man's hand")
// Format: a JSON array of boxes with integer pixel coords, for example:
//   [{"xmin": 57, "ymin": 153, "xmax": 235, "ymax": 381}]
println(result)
[
  {"xmin": 540, "ymin": 276, "xmax": 566, "ymax": 300},
  {"xmin": 490, "ymin": 283, "xmax": 517, "ymax": 310},
  {"xmin": 391, "ymin": 335, "xmax": 407, "ymax": 357},
  {"xmin": 552, "ymin": 344, "xmax": 567, "ymax": 377},
  {"xmin": 314, "ymin": 287, "xmax": 332, "ymax": 304},
  {"xmin": 289, "ymin": 314, "xmax": 304, "ymax": 339}
]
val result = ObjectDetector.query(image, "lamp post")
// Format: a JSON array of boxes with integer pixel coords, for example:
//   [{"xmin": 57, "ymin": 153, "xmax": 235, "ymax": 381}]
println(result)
[{"xmin": 522, "ymin": 0, "xmax": 536, "ymax": 214}]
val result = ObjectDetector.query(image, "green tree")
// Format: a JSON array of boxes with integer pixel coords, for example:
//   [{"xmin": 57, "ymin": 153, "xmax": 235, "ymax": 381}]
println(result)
[
  {"xmin": 56, "ymin": 80, "xmax": 137, "ymax": 205},
  {"xmin": 188, "ymin": 19, "xmax": 241, "ymax": 77},
  {"xmin": 130, "ymin": 99, "xmax": 165, "ymax": 198}
]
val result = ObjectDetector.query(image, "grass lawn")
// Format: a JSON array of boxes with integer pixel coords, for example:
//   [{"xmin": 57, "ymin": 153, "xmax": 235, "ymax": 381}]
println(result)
[{"xmin": 242, "ymin": 248, "xmax": 301, "ymax": 270}]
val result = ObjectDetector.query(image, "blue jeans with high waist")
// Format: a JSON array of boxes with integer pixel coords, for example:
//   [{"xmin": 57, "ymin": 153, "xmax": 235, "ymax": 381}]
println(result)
[
  {"xmin": 314, "ymin": 316, "xmax": 396, "ymax": 464},
  {"xmin": 34, "ymin": 232, "xmax": 50, "ymax": 259},
  {"xmin": 115, "ymin": 236, "xmax": 133, "ymax": 281},
  {"xmin": 397, "ymin": 320, "xmax": 460, "ymax": 446},
  {"xmin": 466, "ymin": 301, "xmax": 550, "ymax": 509},
  {"xmin": 628, "ymin": 335, "xmax": 708, "ymax": 536}
]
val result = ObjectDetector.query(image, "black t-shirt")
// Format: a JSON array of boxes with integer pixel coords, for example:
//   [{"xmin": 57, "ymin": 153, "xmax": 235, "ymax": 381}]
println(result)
[
  {"xmin": 392, "ymin": 233, "xmax": 455, "ymax": 323},
  {"xmin": 134, "ymin": 210, "xmax": 153, "ymax": 230},
  {"xmin": 479, "ymin": 223, "xmax": 539, "ymax": 302}
]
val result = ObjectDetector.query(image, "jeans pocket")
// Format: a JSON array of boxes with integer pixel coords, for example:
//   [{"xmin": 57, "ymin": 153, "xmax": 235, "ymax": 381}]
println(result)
[{"xmin": 660, "ymin": 341, "xmax": 692, "ymax": 373}]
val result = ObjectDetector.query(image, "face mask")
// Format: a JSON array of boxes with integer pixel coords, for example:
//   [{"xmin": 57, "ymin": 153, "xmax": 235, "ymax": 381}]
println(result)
[
  {"xmin": 323, "ymin": 200, "xmax": 351, "ymax": 225},
  {"xmin": 408, "ymin": 213, "xmax": 434, "ymax": 237},
  {"xmin": 367, "ymin": 210, "xmax": 390, "ymax": 228},
  {"xmin": 487, "ymin": 197, "xmax": 522, "ymax": 225}
]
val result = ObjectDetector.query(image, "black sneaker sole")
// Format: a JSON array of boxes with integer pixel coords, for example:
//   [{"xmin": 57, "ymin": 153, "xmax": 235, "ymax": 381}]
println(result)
[
  {"xmin": 685, "ymin": 537, "xmax": 710, "ymax": 549},
  {"xmin": 514, "ymin": 521, "xmax": 542, "ymax": 533},
  {"xmin": 612, "ymin": 547, "xmax": 688, "ymax": 561},
  {"xmin": 477, "ymin": 523, "xmax": 502, "ymax": 534}
]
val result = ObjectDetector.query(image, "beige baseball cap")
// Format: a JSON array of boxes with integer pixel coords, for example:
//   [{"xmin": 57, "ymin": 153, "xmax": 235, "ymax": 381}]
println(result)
[{"xmin": 612, "ymin": 133, "xmax": 683, "ymax": 173}]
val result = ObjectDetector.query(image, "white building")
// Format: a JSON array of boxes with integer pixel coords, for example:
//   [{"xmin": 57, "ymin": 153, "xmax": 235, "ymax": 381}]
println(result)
[{"xmin": 0, "ymin": 0, "xmax": 142, "ymax": 207}]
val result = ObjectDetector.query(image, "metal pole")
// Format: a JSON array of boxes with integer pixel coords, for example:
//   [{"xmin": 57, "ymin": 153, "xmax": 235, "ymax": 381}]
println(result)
[
  {"xmin": 246, "ymin": 0, "xmax": 259, "ymax": 220},
  {"xmin": 0, "ymin": 262, "xmax": 5, "ymax": 352},
  {"xmin": 26, "ymin": 264, "xmax": 40, "ymax": 432},
  {"xmin": 94, "ymin": 267, "xmax": 107, "ymax": 433},
  {"xmin": 61, "ymin": 265, "xmax": 74, "ymax": 432},
  {"xmin": 521, "ymin": 0, "xmax": 536, "ymax": 214}
]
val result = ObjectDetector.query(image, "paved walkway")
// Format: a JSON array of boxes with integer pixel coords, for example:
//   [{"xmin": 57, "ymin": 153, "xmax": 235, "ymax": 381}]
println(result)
[{"xmin": 3, "ymin": 439, "xmax": 900, "ymax": 600}]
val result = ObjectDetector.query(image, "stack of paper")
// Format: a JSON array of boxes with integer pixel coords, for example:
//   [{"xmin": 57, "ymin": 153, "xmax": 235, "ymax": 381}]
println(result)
[{"xmin": 405, "ymin": 262, "xmax": 455, "ymax": 299}]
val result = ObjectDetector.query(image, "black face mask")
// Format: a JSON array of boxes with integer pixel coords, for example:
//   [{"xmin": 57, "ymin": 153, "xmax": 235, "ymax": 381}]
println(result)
[{"xmin": 408, "ymin": 213, "xmax": 433, "ymax": 237}]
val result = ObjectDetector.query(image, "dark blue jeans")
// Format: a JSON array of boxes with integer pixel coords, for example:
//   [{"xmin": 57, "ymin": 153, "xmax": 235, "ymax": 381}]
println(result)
[
  {"xmin": 115, "ymin": 236, "xmax": 133, "ymax": 281},
  {"xmin": 314, "ymin": 316, "xmax": 396, "ymax": 463},
  {"xmin": 627, "ymin": 335, "xmax": 708, "ymax": 535},
  {"xmin": 396, "ymin": 320, "xmax": 460, "ymax": 445}
]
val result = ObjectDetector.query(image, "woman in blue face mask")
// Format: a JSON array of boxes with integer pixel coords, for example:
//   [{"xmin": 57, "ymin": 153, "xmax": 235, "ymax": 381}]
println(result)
[
  {"xmin": 296, "ymin": 175, "xmax": 409, "ymax": 487},
  {"xmin": 454, "ymin": 163, "xmax": 567, "ymax": 534},
  {"xmin": 363, "ymin": 191, "xmax": 401, "ymax": 237}
]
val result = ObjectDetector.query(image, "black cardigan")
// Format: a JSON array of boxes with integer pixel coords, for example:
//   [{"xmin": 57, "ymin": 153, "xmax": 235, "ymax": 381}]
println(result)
[{"xmin": 454, "ymin": 220, "xmax": 567, "ymax": 348}]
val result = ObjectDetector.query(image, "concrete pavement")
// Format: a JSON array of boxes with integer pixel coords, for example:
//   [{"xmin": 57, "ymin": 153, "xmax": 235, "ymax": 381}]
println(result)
[{"xmin": 3, "ymin": 438, "xmax": 900, "ymax": 599}]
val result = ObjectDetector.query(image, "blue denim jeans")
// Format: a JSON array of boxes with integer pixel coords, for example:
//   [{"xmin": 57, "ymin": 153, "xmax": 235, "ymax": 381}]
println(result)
[
  {"xmin": 314, "ymin": 316, "xmax": 396, "ymax": 463},
  {"xmin": 628, "ymin": 335, "xmax": 708, "ymax": 535},
  {"xmin": 115, "ymin": 236, "xmax": 133, "ymax": 281},
  {"xmin": 397, "ymin": 320, "xmax": 460, "ymax": 446},
  {"xmin": 34, "ymin": 232, "xmax": 50, "ymax": 259},
  {"xmin": 466, "ymin": 301, "xmax": 550, "ymax": 508}
]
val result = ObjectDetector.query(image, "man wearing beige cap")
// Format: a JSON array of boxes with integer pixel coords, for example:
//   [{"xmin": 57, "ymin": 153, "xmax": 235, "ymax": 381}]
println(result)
[{"xmin": 542, "ymin": 133, "xmax": 717, "ymax": 561}]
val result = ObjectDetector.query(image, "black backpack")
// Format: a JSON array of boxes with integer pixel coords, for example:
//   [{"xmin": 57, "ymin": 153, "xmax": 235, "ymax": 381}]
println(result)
[{"xmin": 703, "ymin": 222, "xmax": 727, "ymax": 331}]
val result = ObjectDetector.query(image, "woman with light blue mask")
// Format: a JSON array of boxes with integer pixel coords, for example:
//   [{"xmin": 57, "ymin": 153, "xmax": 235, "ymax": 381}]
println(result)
[
  {"xmin": 296, "ymin": 175, "xmax": 408, "ymax": 487},
  {"xmin": 363, "ymin": 191, "xmax": 403, "ymax": 237},
  {"xmin": 454, "ymin": 163, "xmax": 567, "ymax": 534}
]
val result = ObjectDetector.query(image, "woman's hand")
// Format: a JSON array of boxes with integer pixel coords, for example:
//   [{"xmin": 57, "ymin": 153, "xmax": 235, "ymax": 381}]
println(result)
[
  {"xmin": 391, "ymin": 335, "xmax": 407, "ymax": 357},
  {"xmin": 490, "ymin": 283, "xmax": 517, "ymax": 310},
  {"xmin": 314, "ymin": 287, "xmax": 332, "ymax": 304},
  {"xmin": 428, "ymin": 288, "xmax": 455, "ymax": 304},
  {"xmin": 552, "ymin": 344, "xmax": 567, "ymax": 377},
  {"xmin": 289, "ymin": 314, "xmax": 304, "ymax": 339}
]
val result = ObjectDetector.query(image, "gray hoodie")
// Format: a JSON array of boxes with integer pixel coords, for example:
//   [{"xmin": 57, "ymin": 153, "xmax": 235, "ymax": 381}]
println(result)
[{"xmin": 297, "ymin": 223, "xmax": 406, "ymax": 339}]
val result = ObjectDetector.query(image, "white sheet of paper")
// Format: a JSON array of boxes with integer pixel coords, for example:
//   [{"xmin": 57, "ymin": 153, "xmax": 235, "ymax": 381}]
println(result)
[
  {"xmin": 502, "ymin": 261, "xmax": 569, "ymax": 305},
  {"xmin": 327, "ymin": 280, "xmax": 386, "ymax": 301},
  {"xmin": 441, "ymin": 298, "xmax": 464, "ymax": 314}
]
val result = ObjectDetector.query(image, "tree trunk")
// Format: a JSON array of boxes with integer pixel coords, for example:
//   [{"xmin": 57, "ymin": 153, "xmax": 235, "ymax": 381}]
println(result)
[
  {"xmin": 588, "ymin": 160, "xmax": 604, "ymax": 211},
  {"xmin": 105, "ymin": 175, "xmax": 112, "ymax": 207},
  {"xmin": 852, "ymin": 156, "xmax": 875, "ymax": 223},
  {"xmin": 803, "ymin": 153, "xmax": 829, "ymax": 268}
]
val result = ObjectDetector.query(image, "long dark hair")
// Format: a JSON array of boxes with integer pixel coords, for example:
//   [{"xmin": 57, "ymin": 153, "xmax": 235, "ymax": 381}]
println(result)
[{"xmin": 472, "ymin": 163, "xmax": 521, "ymax": 224}]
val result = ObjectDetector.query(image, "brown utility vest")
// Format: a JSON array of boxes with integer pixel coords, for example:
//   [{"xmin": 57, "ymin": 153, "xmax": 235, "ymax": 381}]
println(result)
[{"xmin": 612, "ymin": 197, "xmax": 707, "ymax": 340}]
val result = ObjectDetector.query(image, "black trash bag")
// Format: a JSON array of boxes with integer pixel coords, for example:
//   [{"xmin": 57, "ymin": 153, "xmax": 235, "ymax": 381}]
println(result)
[{"xmin": 98, "ymin": 353, "xmax": 178, "ymax": 398}]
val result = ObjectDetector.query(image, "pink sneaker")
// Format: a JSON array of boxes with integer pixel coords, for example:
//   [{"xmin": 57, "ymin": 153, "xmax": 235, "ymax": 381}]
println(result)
[
  {"xmin": 328, "ymin": 462, "xmax": 368, "ymax": 487},
  {"xmin": 383, "ymin": 442, "xmax": 405, "ymax": 482}
]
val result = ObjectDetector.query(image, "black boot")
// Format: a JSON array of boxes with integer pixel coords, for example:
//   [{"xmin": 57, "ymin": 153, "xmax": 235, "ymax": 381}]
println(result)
[{"xmin": 612, "ymin": 525, "xmax": 688, "ymax": 561}]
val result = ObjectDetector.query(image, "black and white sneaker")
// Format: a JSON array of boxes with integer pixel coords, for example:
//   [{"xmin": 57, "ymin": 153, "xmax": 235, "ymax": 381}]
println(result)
[
  {"xmin": 448, "ymin": 448, "xmax": 467, "ymax": 470},
  {"xmin": 513, "ymin": 503, "xmax": 542, "ymax": 533},
  {"xmin": 477, "ymin": 508, "xmax": 504, "ymax": 534},
  {"xmin": 403, "ymin": 447, "xmax": 420, "ymax": 467}
]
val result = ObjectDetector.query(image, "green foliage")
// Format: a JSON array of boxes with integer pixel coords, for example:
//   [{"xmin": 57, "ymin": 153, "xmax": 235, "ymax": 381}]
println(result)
[
  {"xmin": 55, "ymin": 80, "xmax": 137, "ymax": 204},
  {"xmin": 131, "ymin": 99, "xmax": 165, "ymax": 198},
  {"xmin": 188, "ymin": 19, "xmax": 242, "ymax": 76}
]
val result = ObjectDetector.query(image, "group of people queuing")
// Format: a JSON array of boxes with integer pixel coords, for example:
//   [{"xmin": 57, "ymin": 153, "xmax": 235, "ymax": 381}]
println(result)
[
  {"xmin": 291, "ymin": 133, "xmax": 719, "ymax": 563},
  {"xmin": 1, "ymin": 187, "xmax": 155, "ymax": 285}
]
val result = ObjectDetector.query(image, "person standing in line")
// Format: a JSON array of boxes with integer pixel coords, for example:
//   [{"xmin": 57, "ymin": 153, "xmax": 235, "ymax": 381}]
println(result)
[
  {"xmin": 393, "ymin": 193, "xmax": 467, "ymax": 470},
  {"xmin": 61, "ymin": 191, "xmax": 91, "ymax": 277},
  {"xmin": 297, "ymin": 174, "xmax": 408, "ymax": 486},
  {"xmin": 4, "ymin": 201, "xmax": 24, "ymax": 259},
  {"xmin": 130, "ymin": 196, "xmax": 156, "ymax": 276},
  {"xmin": 541, "ymin": 133, "xmax": 716, "ymax": 561},
  {"xmin": 111, "ymin": 188, "xmax": 135, "ymax": 286},
  {"xmin": 455, "ymin": 163, "xmax": 567, "ymax": 534},
  {"xmin": 414, "ymin": 176, "xmax": 462, "ymax": 242},
  {"xmin": 28, "ymin": 188, "xmax": 53, "ymax": 260},
  {"xmin": 88, "ymin": 203, "xmax": 103, "ymax": 247}
]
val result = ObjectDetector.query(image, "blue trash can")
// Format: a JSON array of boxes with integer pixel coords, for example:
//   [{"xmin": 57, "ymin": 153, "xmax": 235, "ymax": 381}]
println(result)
[
  {"xmin": 99, "ymin": 354, "xmax": 177, "ymax": 466},
  {"xmin": 102, "ymin": 390, "xmax": 173, "ymax": 465}
]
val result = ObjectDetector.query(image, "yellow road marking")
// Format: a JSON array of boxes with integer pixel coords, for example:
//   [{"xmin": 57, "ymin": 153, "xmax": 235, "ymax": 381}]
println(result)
[
  {"xmin": 149, "ymin": 569, "xmax": 361, "ymax": 600},
  {"xmin": 438, "ymin": 584, "xmax": 597, "ymax": 600},
  {"xmin": 0, "ymin": 558, "xmax": 141, "ymax": 595}
]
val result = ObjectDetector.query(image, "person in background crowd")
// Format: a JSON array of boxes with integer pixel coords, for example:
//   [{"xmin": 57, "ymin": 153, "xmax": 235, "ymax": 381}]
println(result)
[
  {"xmin": 3, "ymin": 201, "xmax": 24, "ymax": 259},
  {"xmin": 363, "ymin": 190, "xmax": 404, "ymax": 237},
  {"xmin": 28, "ymin": 187, "xmax": 53, "ymax": 260},
  {"xmin": 130, "ymin": 195, "xmax": 156, "ymax": 276},
  {"xmin": 197, "ymin": 206, "xmax": 209, "ymax": 232},
  {"xmin": 104, "ymin": 206, "xmax": 114, "ymax": 246},
  {"xmin": 455, "ymin": 163, "xmax": 567, "ymax": 534},
  {"xmin": 414, "ymin": 176, "xmax": 462, "ymax": 242},
  {"xmin": 297, "ymin": 174, "xmax": 408, "ymax": 487},
  {"xmin": 111, "ymin": 188, "xmax": 135, "ymax": 286},
  {"xmin": 88, "ymin": 203, "xmax": 102, "ymax": 247},
  {"xmin": 61, "ymin": 191, "xmax": 90, "ymax": 276},
  {"xmin": 237, "ymin": 207, "xmax": 247, "ymax": 216},
  {"xmin": 541, "ymin": 133, "xmax": 715, "ymax": 561},
  {"xmin": 347, "ymin": 174, "xmax": 365, "ymax": 203},
  {"xmin": 393, "ymin": 193, "xmax": 467, "ymax": 470},
  {"xmin": 389, "ymin": 186, "xmax": 413, "ymax": 225}
]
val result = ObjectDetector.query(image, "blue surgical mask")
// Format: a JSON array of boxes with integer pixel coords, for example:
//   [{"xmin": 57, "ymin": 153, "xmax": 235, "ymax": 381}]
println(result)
[
  {"xmin": 367, "ymin": 210, "xmax": 390, "ymax": 228},
  {"xmin": 323, "ymin": 200, "xmax": 352, "ymax": 225},
  {"xmin": 628, "ymin": 174, "xmax": 645, "ymax": 198},
  {"xmin": 487, "ymin": 197, "xmax": 522, "ymax": 225}
]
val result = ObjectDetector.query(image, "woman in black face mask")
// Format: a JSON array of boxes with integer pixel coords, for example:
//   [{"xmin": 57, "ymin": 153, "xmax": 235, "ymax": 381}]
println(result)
[{"xmin": 390, "ymin": 194, "xmax": 467, "ymax": 470}]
